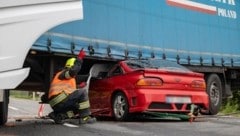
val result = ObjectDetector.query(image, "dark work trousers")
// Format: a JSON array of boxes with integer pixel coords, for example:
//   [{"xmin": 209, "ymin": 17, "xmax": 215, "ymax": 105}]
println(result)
[{"xmin": 52, "ymin": 89, "xmax": 91, "ymax": 117}]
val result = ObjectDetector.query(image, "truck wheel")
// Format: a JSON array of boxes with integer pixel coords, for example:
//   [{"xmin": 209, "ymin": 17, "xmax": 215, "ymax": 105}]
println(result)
[
  {"xmin": 112, "ymin": 92, "xmax": 129, "ymax": 121},
  {"xmin": 0, "ymin": 90, "xmax": 9, "ymax": 125},
  {"xmin": 205, "ymin": 74, "xmax": 222, "ymax": 115}
]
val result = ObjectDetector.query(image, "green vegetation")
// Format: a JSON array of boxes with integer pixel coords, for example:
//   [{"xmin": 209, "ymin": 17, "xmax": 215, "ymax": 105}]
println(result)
[
  {"xmin": 220, "ymin": 90, "xmax": 240, "ymax": 117},
  {"xmin": 10, "ymin": 90, "xmax": 41, "ymax": 101}
]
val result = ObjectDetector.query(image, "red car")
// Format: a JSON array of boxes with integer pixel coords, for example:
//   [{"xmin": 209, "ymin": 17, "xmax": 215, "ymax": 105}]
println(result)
[{"xmin": 89, "ymin": 59, "xmax": 209, "ymax": 121}]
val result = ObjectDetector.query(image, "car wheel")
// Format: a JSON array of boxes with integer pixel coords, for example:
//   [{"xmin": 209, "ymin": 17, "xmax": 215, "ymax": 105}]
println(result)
[
  {"xmin": 0, "ymin": 90, "xmax": 9, "ymax": 125},
  {"xmin": 112, "ymin": 92, "xmax": 129, "ymax": 121},
  {"xmin": 205, "ymin": 74, "xmax": 222, "ymax": 115}
]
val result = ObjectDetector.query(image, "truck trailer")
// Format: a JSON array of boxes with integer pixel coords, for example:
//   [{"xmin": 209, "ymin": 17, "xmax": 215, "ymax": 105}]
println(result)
[{"xmin": 1, "ymin": 0, "xmax": 240, "ymax": 124}]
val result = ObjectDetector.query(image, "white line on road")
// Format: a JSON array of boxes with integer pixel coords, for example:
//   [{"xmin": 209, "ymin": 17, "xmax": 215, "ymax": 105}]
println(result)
[
  {"xmin": 9, "ymin": 106, "xmax": 19, "ymax": 111},
  {"xmin": 63, "ymin": 123, "xmax": 79, "ymax": 128}
]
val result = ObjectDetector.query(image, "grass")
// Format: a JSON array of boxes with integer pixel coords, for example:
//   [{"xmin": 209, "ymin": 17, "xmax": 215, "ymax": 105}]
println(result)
[
  {"xmin": 10, "ymin": 90, "xmax": 41, "ymax": 101},
  {"xmin": 220, "ymin": 90, "xmax": 240, "ymax": 117}
]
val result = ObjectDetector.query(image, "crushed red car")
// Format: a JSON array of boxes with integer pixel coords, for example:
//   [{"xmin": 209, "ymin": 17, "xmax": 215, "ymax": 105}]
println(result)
[{"xmin": 89, "ymin": 59, "xmax": 209, "ymax": 121}]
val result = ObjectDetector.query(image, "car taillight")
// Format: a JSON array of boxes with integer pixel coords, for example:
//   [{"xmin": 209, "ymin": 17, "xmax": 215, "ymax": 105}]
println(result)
[
  {"xmin": 191, "ymin": 80, "xmax": 206, "ymax": 89},
  {"xmin": 136, "ymin": 78, "xmax": 163, "ymax": 86}
]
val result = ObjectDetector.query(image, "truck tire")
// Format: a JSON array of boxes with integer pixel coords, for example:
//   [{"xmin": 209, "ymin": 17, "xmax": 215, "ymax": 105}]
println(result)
[
  {"xmin": 0, "ymin": 90, "xmax": 9, "ymax": 125},
  {"xmin": 205, "ymin": 74, "xmax": 222, "ymax": 115}
]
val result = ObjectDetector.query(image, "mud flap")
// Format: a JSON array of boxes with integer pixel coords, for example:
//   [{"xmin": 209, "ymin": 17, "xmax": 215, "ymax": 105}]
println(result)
[{"xmin": 224, "ymin": 84, "xmax": 233, "ymax": 98}]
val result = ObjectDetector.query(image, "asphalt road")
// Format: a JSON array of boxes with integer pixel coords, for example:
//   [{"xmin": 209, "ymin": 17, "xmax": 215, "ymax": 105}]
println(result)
[{"xmin": 1, "ymin": 98, "xmax": 240, "ymax": 136}]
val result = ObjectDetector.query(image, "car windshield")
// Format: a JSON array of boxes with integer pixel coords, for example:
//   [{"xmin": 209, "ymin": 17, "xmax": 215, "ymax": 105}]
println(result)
[{"xmin": 125, "ymin": 59, "xmax": 191, "ymax": 72}]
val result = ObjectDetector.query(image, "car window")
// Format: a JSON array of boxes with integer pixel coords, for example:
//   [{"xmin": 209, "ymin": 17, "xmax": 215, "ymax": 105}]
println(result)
[
  {"xmin": 125, "ymin": 59, "xmax": 191, "ymax": 72},
  {"xmin": 91, "ymin": 63, "xmax": 115, "ymax": 79},
  {"xmin": 108, "ymin": 65, "xmax": 123, "ymax": 76}
]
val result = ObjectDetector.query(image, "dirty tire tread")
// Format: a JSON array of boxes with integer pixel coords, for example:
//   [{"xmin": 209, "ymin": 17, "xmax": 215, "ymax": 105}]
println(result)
[
  {"xmin": 206, "ymin": 74, "xmax": 222, "ymax": 115},
  {"xmin": 0, "ymin": 90, "xmax": 9, "ymax": 125}
]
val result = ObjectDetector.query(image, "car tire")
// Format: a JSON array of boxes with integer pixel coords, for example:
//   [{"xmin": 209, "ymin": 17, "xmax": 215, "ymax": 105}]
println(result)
[
  {"xmin": 0, "ymin": 90, "xmax": 9, "ymax": 125},
  {"xmin": 204, "ymin": 74, "xmax": 222, "ymax": 115},
  {"xmin": 112, "ymin": 92, "xmax": 129, "ymax": 121}
]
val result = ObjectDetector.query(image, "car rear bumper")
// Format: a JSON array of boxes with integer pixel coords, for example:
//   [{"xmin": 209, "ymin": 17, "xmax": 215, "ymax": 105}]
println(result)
[{"xmin": 129, "ymin": 89, "xmax": 209, "ymax": 113}]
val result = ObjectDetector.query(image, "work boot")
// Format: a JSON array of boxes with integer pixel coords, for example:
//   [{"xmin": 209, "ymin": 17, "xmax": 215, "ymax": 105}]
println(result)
[
  {"xmin": 48, "ymin": 112, "xmax": 56, "ymax": 120},
  {"xmin": 48, "ymin": 112, "xmax": 67, "ymax": 124},
  {"xmin": 79, "ymin": 116, "xmax": 97, "ymax": 124}
]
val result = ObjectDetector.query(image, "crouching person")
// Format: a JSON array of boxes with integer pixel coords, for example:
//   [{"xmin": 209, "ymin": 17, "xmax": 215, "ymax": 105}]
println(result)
[{"xmin": 48, "ymin": 49, "xmax": 96, "ymax": 124}]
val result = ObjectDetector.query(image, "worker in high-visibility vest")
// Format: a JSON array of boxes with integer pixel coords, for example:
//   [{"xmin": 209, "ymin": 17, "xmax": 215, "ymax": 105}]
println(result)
[{"xmin": 48, "ymin": 49, "xmax": 96, "ymax": 124}]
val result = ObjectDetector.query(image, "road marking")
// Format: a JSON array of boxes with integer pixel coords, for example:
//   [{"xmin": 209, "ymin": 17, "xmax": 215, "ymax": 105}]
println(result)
[
  {"xmin": 63, "ymin": 123, "xmax": 79, "ymax": 128},
  {"xmin": 9, "ymin": 106, "xmax": 19, "ymax": 111}
]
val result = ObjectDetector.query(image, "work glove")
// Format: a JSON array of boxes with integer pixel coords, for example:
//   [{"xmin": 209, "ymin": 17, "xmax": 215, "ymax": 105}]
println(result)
[
  {"xmin": 79, "ymin": 82, "xmax": 87, "ymax": 88},
  {"xmin": 78, "ymin": 48, "xmax": 86, "ymax": 59}
]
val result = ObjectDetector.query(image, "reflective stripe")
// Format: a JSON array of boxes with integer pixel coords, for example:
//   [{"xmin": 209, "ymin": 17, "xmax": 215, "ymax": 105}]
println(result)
[
  {"xmin": 49, "ymin": 92, "xmax": 68, "ymax": 107},
  {"xmin": 79, "ymin": 100, "xmax": 90, "ymax": 110},
  {"xmin": 66, "ymin": 111, "xmax": 74, "ymax": 118}
]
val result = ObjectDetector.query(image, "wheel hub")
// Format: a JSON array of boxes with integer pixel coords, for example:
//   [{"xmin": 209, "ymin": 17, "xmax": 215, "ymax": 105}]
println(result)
[
  {"xmin": 114, "ymin": 96, "xmax": 126, "ymax": 118},
  {"xmin": 210, "ymin": 82, "xmax": 220, "ymax": 106}
]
